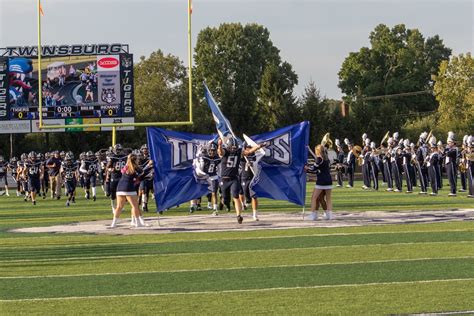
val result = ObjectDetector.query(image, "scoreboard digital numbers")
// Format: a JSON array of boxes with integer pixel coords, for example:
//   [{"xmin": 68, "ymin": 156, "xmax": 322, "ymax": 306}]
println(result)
[{"xmin": 0, "ymin": 44, "xmax": 134, "ymax": 132}]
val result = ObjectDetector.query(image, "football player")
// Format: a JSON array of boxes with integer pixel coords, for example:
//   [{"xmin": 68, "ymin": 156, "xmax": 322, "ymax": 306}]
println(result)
[
  {"xmin": 217, "ymin": 137, "xmax": 264, "ymax": 224},
  {"xmin": 22, "ymin": 152, "xmax": 44, "ymax": 205},
  {"xmin": 0, "ymin": 155, "xmax": 9, "ymax": 196},
  {"xmin": 138, "ymin": 145, "xmax": 154, "ymax": 213},
  {"xmin": 80, "ymin": 151, "xmax": 99, "ymax": 201},
  {"xmin": 61, "ymin": 152, "xmax": 79, "ymax": 207}
]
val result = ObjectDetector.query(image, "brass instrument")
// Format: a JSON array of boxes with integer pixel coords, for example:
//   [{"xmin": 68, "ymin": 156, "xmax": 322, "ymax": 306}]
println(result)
[
  {"xmin": 459, "ymin": 150, "xmax": 468, "ymax": 173},
  {"xmin": 380, "ymin": 131, "xmax": 390, "ymax": 146},
  {"xmin": 352, "ymin": 145, "xmax": 363, "ymax": 166},
  {"xmin": 321, "ymin": 133, "xmax": 333, "ymax": 149}
]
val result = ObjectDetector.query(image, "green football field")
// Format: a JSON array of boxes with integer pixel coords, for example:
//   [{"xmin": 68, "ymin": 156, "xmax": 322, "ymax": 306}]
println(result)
[{"xmin": 0, "ymin": 181, "xmax": 473, "ymax": 315}]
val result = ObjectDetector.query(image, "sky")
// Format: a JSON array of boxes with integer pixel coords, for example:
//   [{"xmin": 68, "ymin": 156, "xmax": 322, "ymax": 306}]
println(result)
[{"xmin": 0, "ymin": 0, "xmax": 472, "ymax": 99}]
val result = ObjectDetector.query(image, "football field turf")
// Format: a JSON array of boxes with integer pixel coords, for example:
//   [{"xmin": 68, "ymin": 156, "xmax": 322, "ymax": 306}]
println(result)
[{"xmin": 0, "ymin": 181, "xmax": 473, "ymax": 315}]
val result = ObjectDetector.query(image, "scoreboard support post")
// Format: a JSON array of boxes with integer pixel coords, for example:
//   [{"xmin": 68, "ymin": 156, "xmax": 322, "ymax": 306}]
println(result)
[{"xmin": 112, "ymin": 126, "xmax": 117, "ymax": 147}]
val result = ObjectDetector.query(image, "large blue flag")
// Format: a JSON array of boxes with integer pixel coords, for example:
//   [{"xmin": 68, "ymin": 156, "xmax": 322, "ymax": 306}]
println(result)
[
  {"xmin": 147, "ymin": 128, "xmax": 214, "ymax": 212},
  {"xmin": 147, "ymin": 122, "xmax": 309, "ymax": 211},
  {"xmin": 247, "ymin": 122, "xmax": 309, "ymax": 206},
  {"xmin": 204, "ymin": 83, "xmax": 235, "ymax": 140}
]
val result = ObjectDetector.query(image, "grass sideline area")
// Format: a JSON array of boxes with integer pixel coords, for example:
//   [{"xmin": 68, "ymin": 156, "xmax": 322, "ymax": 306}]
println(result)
[{"xmin": 0, "ymin": 180, "xmax": 473, "ymax": 314}]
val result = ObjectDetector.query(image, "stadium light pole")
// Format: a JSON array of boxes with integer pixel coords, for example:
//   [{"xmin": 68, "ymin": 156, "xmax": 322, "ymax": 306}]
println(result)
[{"xmin": 188, "ymin": 0, "xmax": 193, "ymax": 124}]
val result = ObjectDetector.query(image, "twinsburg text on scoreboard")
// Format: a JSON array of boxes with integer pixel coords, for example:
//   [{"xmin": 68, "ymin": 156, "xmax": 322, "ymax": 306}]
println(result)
[{"xmin": 0, "ymin": 44, "xmax": 134, "ymax": 133}]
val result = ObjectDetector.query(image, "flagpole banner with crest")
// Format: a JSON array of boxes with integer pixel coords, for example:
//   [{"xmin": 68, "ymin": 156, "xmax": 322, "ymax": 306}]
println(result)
[{"xmin": 147, "ymin": 127, "xmax": 214, "ymax": 212}]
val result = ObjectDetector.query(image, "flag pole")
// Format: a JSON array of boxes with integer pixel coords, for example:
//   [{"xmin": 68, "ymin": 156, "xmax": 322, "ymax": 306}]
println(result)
[
  {"xmin": 37, "ymin": 0, "xmax": 43, "ymax": 129},
  {"xmin": 187, "ymin": 0, "xmax": 193, "ymax": 123}
]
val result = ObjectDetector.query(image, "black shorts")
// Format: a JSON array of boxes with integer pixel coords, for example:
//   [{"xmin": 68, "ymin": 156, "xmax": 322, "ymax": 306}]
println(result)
[
  {"xmin": 28, "ymin": 177, "xmax": 41, "ymax": 193},
  {"xmin": 219, "ymin": 177, "xmax": 241, "ymax": 201}
]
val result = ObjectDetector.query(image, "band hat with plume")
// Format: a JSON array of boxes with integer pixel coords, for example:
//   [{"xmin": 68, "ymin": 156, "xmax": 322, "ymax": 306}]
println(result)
[
  {"xmin": 387, "ymin": 137, "xmax": 393, "ymax": 145},
  {"xmin": 370, "ymin": 141, "xmax": 376, "ymax": 149},
  {"xmin": 362, "ymin": 133, "xmax": 368, "ymax": 141},
  {"xmin": 468, "ymin": 135, "xmax": 473, "ymax": 147},
  {"xmin": 447, "ymin": 131, "xmax": 455, "ymax": 143},
  {"xmin": 420, "ymin": 131, "xmax": 428, "ymax": 140},
  {"xmin": 364, "ymin": 138, "xmax": 371, "ymax": 146},
  {"xmin": 344, "ymin": 138, "xmax": 352, "ymax": 146},
  {"xmin": 335, "ymin": 139, "xmax": 341, "ymax": 148},
  {"xmin": 393, "ymin": 132, "xmax": 399, "ymax": 141},
  {"xmin": 403, "ymin": 139, "xmax": 410, "ymax": 148},
  {"xmin": 410, "ymin": 142, "xmax": 415, "ymax": 148},
  {"xmin": 462, "ymin": 135, "xmax": 468, "ymax": 146},
  {"xmin": 437, "ymin": 140, "xmax": 443, "ymax": 146},
  {"xmin": 429, "ymin": 136, "xmax": 437, "ymax": 147}
]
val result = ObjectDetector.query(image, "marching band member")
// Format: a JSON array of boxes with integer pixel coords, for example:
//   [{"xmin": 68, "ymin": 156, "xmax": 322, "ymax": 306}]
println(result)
[
  {"xmin": 369, "ymin": 141, "xmax": 379, "ymax": 190},
  {"xmin": 416, "ymin": 132, "xmax": 429, "ymax": 194},
  {"xmin": 437, "ymin": 140, "xmax": 444, "ymax": 190},
  {"xmin": 344, "ymin": 138, "xmax": 355, "ymax": 188},
  {"xmin": 445, "ymin": 132, "xmax": 458, "ymax": 196},
  {"xmin": 391, "ymin": 133, "xmax": 403, "ymax": 192},
  {"xmin": 334, "ymin": 139, "xmax": 345, "ymax": 187},
  {"xmin": 427, "ymin": 136, "xmax": 440, "ymax": 196},
  {"xmin": 383, "ymin": 137, "xmax": 394, "ymax": 192},
  {"xmin": 401, "ymin": 139, "xmax": 414, "ymax": 193},
  {"xmin": 362, "ymin": 137, "xmax": 371, "ymax": 190},
  {"xmin": 467, "ymin": 135, "xmax": 474, "ymax": 198},
  {"xmin": 459, "ymin": 135, "xmax": 468, "ymax": 193}
]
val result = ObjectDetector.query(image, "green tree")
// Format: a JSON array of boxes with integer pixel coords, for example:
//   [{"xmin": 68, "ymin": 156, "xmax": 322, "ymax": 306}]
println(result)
[
  {"xmin": 194, "ymin": 23, "xmax": 298, "ymax": 135},
  {"xmin": 433, "ymin": 53, "xmax": 474, "ymax": 134},
  {"xmin": 300, "ymin": 81, "xmax": 329, "ymax": 146},
  {"xmin": 338, "ymin": 24, "xmax": 451, "ymax": 134}
]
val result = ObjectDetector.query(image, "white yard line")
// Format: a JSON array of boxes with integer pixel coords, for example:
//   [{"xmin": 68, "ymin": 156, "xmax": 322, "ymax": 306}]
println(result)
[
  {"xmin": 1, "ymin": 256, "xmax": 473, "ymax": 279},
  {"xmin": 1, "ymin": 278, "xmax": 474, "ymax": 303},
  {"xmin": 1, "ymin": 228, "xmax": 473, "ymax": 250},
  {"xmin": 1, "ymin": 240, "xmax": 474, "ymax": 264}
]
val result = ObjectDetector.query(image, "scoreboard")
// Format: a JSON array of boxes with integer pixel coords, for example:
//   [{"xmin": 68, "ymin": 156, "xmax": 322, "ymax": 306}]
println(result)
[{"xmin": 0, "ymin": 44, "xmax": 134, "ymax": 133}]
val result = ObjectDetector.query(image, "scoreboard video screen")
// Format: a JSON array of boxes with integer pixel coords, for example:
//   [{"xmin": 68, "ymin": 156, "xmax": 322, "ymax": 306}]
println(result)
[{"xmin": 0, "ymin": 44, "xmax": 134, "ymax": 132}]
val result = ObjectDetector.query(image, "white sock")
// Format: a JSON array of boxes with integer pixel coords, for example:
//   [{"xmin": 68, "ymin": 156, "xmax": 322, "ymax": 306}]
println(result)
[
  {"xmin": 138, "ymin": 216, "xmax": 145, "ymax": 226},
  {"xmin": 213, "ymin": 204, "xmax": 218, "ymax": 210},
  {"xmin": 143, "ymin": 194, "xmax": 148, "ymax": 204},
  {"xmin": 110, "ymin": 217, "xmax": 118, "ymax": 228},
  {"xmin": 92, "ymin": 187, "xmax": 96, "ymax": 197},
  {"xmin": 130, "ymin": 216, "xmax": 136, "ymax": 225}
]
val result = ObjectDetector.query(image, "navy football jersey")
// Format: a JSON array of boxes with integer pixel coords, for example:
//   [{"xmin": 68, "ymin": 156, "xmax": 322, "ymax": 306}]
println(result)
[
  {"xmin": 202, "ymin": 156, "xmax": 221, "ymax": 177},
  {"xmin": 25, "ymin": 160, "xmax": 43, "ymax": 179},
  {"xmin": 62, "ymin": 161, "xmax": 79, "ymax": 181},
  {"xmin": 108, "ymin": 154, "xmax": 127, "ymax": 179},
  {"xmin": 220, "ymin": 148, "xmax": 242, "ymax": 178},
  {"xmin": 0, "ymin": 161, "xmax": 6, "ymax": 174}
]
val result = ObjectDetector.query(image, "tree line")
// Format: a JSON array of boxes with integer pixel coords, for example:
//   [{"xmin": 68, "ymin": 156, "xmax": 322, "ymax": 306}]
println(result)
[{"xmin": 2, "ymin": 22, "xmax": 472, "ymax": 156}]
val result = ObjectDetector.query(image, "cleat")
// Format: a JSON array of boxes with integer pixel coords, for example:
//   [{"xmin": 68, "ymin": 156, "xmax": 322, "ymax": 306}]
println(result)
[
  {"xmin": 158, "ymin": 210, "xmax": 164, "ymax": 215},
  {"xmin": 406, "ymin": 191, "xmax": 413, "ymax": 194},
  {"xmin": 219, "ymin": 202, "xmax": 224, "ymax": 210},
  {"xmin": 253, "ymin": 215, "xmax": 259, "ymax": 221},
  {"xmin": 189, "ymin": 206, "xmax": 195, "ymax": 214},
  {"xmin": 459, "ymin": 189, "xmax": 466, "ymax": 192},
  {"xmin": 33, "ymin": 201, "xmax": 36, "ymax": 205},
  {"xmin": 419, "ymin": 191, "xmax": 427, "ymax": 195},
  {"xmin": 212, "ymin": 210, "xmax": 219, "ymax": 216},
  {"xmin": 448, "ymin": 193, "xmax": 457, "ymax": 197},
  {"xmin": 430, "ymin": 192, "xmax": 438, "ymax": 196},
  {"xmin": 237, "ymin": 215, "xmax": 243, "ymax": 224},
  {"xmin": 386, "ymin": 188, "xmax": 393, "ymax": 192},
  {"xmin": 57, "ymin": 196, "xmax": 61, "ymax": 200},
  {"xmin": 93, "ymin": 195, "xmax": 96, "ymax": 202},
  {"xmin": 143, "ymin": 205, "xmax": 149, "ymax": 213},
  {"xmin": 66, "ymin": 201, "xmax": 70, "ymax": 207},
  {"xmin": 346, "ymin": 185, "xmax": 353, "ymax": 188}
]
